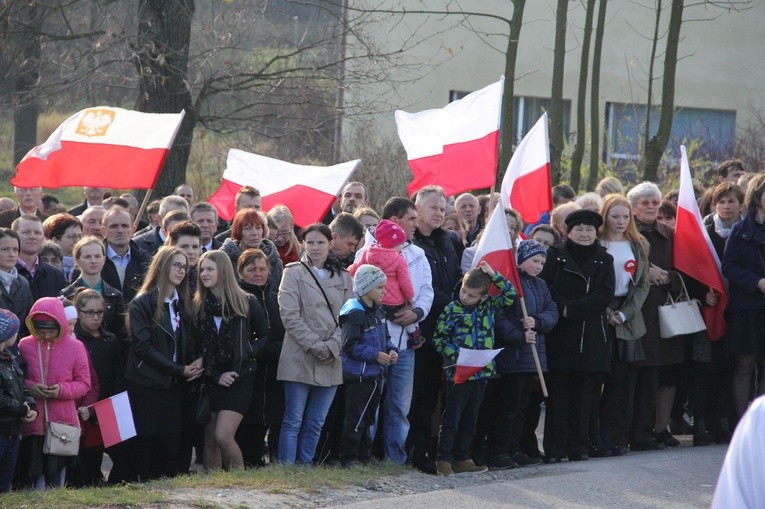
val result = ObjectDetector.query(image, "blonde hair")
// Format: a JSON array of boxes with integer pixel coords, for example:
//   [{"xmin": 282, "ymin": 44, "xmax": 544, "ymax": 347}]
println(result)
[
  {"xmin": 195, "ymin": 250, "xmax": 249, "ymax": 320},
  {"xmin": 138, "ymin": 246, "xmax": 191, "ymax": 322},
  {"xmin": 267, "ymin": 205, "xmax": 299, "ymax": 258}
]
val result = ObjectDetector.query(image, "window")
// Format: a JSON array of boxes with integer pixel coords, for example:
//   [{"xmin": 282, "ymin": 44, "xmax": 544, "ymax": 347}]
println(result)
[
  {"xmin": 449, "ymin": 91, "xmax": 571, "ymax": 144},
  {"xmin": 605, "ymin": 102, "xmax": 736, "ymax": 166}
]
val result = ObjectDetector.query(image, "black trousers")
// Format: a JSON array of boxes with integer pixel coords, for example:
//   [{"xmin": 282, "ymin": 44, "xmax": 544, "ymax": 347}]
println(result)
[
  {"xmin": 630, "ymin": 365, "xmax": 660, "ymax": 444},
  {"xmin": 437, "ymin": 379, "xmax": 487, "ymax": 462},
  {"xmin": 128, "ymin": 434, "xmax": 181, "ymax": 481},
  {"xmin": 340, "ymin": 380, "xmax": 382, "ymax": 465},
  {"xmin": 476, "ymin": 373, "xmax": 534, "ymax": 458},
  {"xmin": 407, "ymin": 343, "xmax": 443, "ymax": 465},
  {"xmin": 543, "ymin": 370, "xmax": 597, "ymax": 458},
  {"xmin": 600, "ymin": 356, "xmax": 637, "ymax": 449},
  {"xmin": 521, "ymin": 384, "xmax": 545, "ymax": 456}
]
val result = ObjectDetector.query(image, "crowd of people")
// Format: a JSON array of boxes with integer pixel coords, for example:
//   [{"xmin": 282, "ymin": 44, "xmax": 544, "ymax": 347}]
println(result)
[{"xmin": 0, "ymin": 157, "xmax": 760, "ymax": 490}]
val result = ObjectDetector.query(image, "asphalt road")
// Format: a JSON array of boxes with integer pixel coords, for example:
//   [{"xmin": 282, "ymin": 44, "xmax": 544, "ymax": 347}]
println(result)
[{"xmin": 336, "ymin": 442, "xmax": 726, "ymax": 509}]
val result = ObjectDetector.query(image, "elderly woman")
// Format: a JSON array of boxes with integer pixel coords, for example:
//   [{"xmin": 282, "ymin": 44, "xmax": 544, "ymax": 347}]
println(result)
[
  {"xmin": 277, "ymin": 223, "xmax": 352, "ymax": 465},
  {"xmin": 540, "ymin": 209, "xmax": 615, "ymax": 463},
  {"xmin": 627, "ymin": 182, "xmax": 685, "ymax": 451},
  {"xmin": 221, "ymin": 209, "xmax": 283, "ymax": 294},
  {"xmin": 237, "ymin": 248, "xmax": 286, "ymax": 465},
  {"xmin": 722, "ymin": 175, "xmax": 765, "ymax": 425},
  {"xmin": 42, "ymin": 214, "xmax": 83, "ymax": 282}
]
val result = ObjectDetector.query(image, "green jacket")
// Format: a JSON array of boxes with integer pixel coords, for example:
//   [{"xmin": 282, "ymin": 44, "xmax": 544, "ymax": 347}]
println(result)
[{"xmin": 433, "ymin": 273, "xmax": 517, "ymax": 382}]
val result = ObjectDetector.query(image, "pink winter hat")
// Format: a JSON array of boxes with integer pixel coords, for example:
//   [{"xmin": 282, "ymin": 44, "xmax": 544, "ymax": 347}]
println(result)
[{"xmin": 375, "ymin": 220, "xmax": 406, "ymax": 249}]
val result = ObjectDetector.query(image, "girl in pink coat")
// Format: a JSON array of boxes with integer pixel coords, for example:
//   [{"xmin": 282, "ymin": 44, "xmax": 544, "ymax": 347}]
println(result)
[
  {"xmin": 18, "ymin": 297, "xmax": 91, "ymax": 489},
  {"xmin": 350, "ymin": 220, "xmax": 422, "ymax": 340}
]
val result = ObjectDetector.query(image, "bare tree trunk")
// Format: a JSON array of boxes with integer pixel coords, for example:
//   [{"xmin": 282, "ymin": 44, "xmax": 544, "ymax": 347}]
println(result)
[
  {"xmin": 134, "ymin": 0, "xmax": 196, "ymax": 198},
  {"xmin": 497, "ymin": 0, "xmax": 528, "ymax": 187},
  {"xmin": 549, "ymin": 0, "xmax": 569, "ymax": 184},
  {"xmin": 586, "ymin": 0, "xmax": 608, "ymax": 191},
  {"xmin": 643, "ymin": 0, "xmax": 683, "ymax": 182},
  {"xmin": 11, "ymin": 4, "xmax": 42, "ymax": 168},
  {"xmin": 642, "ymin": 0, "xmax": 663, "ymax": 174},
  {"xmin": 569, "ymin": 0, "xmax": 595, "ymax": 192}
]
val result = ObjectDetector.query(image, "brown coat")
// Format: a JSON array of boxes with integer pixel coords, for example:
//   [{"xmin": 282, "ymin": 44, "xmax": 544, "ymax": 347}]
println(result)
[
  {"xmin": 276, "ymin": 256, "xmax": 352, "ymax": 387},
  {"xmin": 633, "ymin": 220, "xmax": 685, "ymax": 367}
]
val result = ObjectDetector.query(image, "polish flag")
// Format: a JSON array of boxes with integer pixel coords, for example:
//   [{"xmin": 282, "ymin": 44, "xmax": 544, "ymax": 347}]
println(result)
[
  {"xmin": 454, "ymin": 348, "xmax": 503, "ymax": 384},
  {"xmin": 673, "ymin": 145, "xmax": 728, "ymax": 341},
  {"xmin": 470, "ymin": 202, "xmax": 523, "ymax": 297},
  {"xmin": 395, "ymin": 78, "xmax": 503, "ymax": 197},
  {"xmin": 93, "ymin": 391, "xmax": 137, "ymax": 448},
  {"xmin": 12, "ymin": 107, "xmax": 184, "ymax": 189},
  {"xmin": 208, "ymin": 149, "xmax": 360, "ymax": 226},
  {"xmin": 500, "ymin": 113, "xmax": 553, "ymax": 224}
]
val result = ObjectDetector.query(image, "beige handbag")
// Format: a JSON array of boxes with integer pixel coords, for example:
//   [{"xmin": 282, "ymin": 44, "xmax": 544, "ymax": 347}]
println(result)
[
  {"xmin": 37, "ymin": 342, "xmax": 81, "ymax": 457},
  {"xmin": 658, "ymin": 278, "xmax": 707, "ymax": 339}
]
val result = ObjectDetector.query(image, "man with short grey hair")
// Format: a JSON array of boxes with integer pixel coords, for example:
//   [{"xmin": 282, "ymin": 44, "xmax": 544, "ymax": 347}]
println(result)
[
  {"xmin": 132, "ymin": 195, "xmax": 190, "ymax": 255},
  {"xmin": 454, "ymin": 193, "xmax": 481, "ymax": 245}
]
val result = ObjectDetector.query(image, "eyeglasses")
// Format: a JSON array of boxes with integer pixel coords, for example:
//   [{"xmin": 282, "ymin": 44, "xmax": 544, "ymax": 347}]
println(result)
[
  {"xmin": 171, "ymin": 262, "xmax": 188, "ymax": 273},
  {"xmin": 79, "ymin": 309, "xmax": 104, "ymax": 317},
  {"xmin": 275, "ymin": 230, "xmax": 292, "ymax": 239}
]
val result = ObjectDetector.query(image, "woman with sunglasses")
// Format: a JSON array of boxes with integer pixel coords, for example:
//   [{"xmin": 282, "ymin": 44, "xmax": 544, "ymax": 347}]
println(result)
[{"xmin": 123, "ymin": 246, "xmax": 202, "ymax": 481}]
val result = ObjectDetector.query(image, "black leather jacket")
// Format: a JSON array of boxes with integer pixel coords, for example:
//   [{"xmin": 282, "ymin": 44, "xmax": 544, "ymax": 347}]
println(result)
[
  {"xmin": 0, "ymin": 350, "xmax": 36, "ymax": 435},
  {"xmin": 124, "ymin": 289, "xmax": 197, "ymax": 389}
]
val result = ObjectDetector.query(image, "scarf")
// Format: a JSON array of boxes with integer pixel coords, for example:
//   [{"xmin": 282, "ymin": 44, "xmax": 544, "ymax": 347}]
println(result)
[
  {"xmin": 200, "ymin": 292, "xmax": 233, "ymax": 372},
  {"xmin": 713, "ymin": 213, "xmax": 735, "ymax": 239},
  {"xmin": 0, "ymin": 267, "xmax": 18, "ymax": 294},
  {"xmin": 565, "ymin": 238, "xmax": 600, "ymax": 268}
]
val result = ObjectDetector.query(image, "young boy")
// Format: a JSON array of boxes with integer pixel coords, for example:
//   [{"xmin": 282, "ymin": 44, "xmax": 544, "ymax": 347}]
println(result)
[
  {"xmin": 338, "ymin": 264, "xmax": 399, "ymax": 468},
  {"xmin": 0, "ymin": 309, "xmax": 37, "ymax": 492},
  {"xmin": 483, "ymin": 239, "xmax": 559, "ymax": 469},
  {"xmin": 433, "ymin": 261, "xmax": 516, "ymax": 476}
]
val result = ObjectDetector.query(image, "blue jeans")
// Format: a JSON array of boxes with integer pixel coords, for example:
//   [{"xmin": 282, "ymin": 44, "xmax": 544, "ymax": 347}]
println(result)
[
  {"xmin": 0, "ymin": 435, "xmax": 20, "ymax": 492},
  {"xmin": 378, "ymin": 348, "xmax": 415, "ymax": 464},
  {"xmin": 278, "ymin": 382, "xmax": 338, "ymax": 465}
]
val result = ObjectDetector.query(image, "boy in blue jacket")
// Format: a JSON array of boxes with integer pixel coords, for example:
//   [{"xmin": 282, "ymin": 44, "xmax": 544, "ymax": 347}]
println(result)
[
  {"xmin": 477, "ymin": 239, "xmax": 559, "ymax": 470},
  {"xmin": 339, "ymin": 264, "xmax": 398, "ymax": 468}
]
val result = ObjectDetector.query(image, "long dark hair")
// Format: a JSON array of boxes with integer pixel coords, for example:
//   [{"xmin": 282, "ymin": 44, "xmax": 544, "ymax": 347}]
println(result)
[{"xmin": 299, "ymin": 223, "xmax": 344, "ymax": 277}]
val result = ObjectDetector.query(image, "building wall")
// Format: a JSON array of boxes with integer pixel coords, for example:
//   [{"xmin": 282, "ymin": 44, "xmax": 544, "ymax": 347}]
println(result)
[{"xmin": 343, "ymin": 0, "xmax": 765, "ymax": 160}]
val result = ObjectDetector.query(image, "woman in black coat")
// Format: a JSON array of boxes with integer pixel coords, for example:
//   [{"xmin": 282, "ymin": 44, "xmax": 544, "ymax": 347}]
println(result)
[
  {"xmin": 722, "ymin": 174, "xmax": 765, "ymax": 423},
  {"xmin": 195, "ymin": 250, "xmax": 269, "ymax": 471},
  {"xmin": 236, "ymin": 247, "xmax": 285, "ymax": 465},
  {"xmin": 123, "ymin": 246, "xmax": 202, "ymax": 481},
  {"xmin": 540, "ymin": 210, "xmax": 615, "ymax": 463}
]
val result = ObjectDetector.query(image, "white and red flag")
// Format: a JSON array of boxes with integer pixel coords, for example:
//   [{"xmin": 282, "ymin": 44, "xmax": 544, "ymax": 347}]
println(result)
[
  {"xmin": 395, "ymin": 78, "xmax": 503, "ymax": 197},
  {"xmin": 93, "ymin": 391, "xmax": 137, "ymax": 448},
  {"xmin": 500, "ymin": 113, "xmax": 553, "ymax": 224},
  {"xmin": 208, "ymin": 149, "xmax": 360, "ymax": 226},
  {"xmin": 12, "ymin": 107, "xmax": 184, "ymax": 189},
  {"xmin": 454, "ymin": 348, "xmax": 504, "ymax": 384},
  {"xmin": 470, "ymin": 202, "xmax": 523, "ymax": 297},
  {"xmin": 673, "ymin": 145, "xmax": 728, "ymax": 341}
]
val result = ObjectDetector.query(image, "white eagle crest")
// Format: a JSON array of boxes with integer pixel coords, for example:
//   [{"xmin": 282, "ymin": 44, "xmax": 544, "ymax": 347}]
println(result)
[{"xmin": 76, "ymin": 109, "xmax": 115, "ymax": 137}]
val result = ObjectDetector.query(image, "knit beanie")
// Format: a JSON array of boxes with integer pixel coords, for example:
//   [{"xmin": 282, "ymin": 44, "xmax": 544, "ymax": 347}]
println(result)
[
  {"xmin": 0, "ymin": 309, "xmax": 20, "ymax": 342},
  {"xmin": 375, "ymin": 220, "xmax": 407, "ymax": 249},
  {"xmin": 353, "ymin": 264, "xmax": 388, "ymax": 296},
  {"xmin": 516, "ymin": 239, "xmax": 548, "ymax": 265}
]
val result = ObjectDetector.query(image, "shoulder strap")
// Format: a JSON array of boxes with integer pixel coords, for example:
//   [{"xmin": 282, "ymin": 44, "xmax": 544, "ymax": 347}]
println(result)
[
  {"xmin": 300, "ymin": 261, "xmax": 339, "ymax": 328},
  {"xmin": 37, "ymin": 341, "xmax": 50, "ymax": 424}
]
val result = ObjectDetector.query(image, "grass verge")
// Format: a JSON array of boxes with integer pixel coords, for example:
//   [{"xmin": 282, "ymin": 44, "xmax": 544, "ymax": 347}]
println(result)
[{"xmin": 3, "ymin": 462, "xmax": 410, "ymax": 508}]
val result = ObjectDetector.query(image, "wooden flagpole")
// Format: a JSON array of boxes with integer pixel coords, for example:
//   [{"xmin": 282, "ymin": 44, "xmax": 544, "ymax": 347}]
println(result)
[
  {"xmin": 133, "ymin": 189, "xmax": 154, "ymax": 230},
  {"xmin": 519, "ymin": 296, "xmax": 548, "ymax": 397}
]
